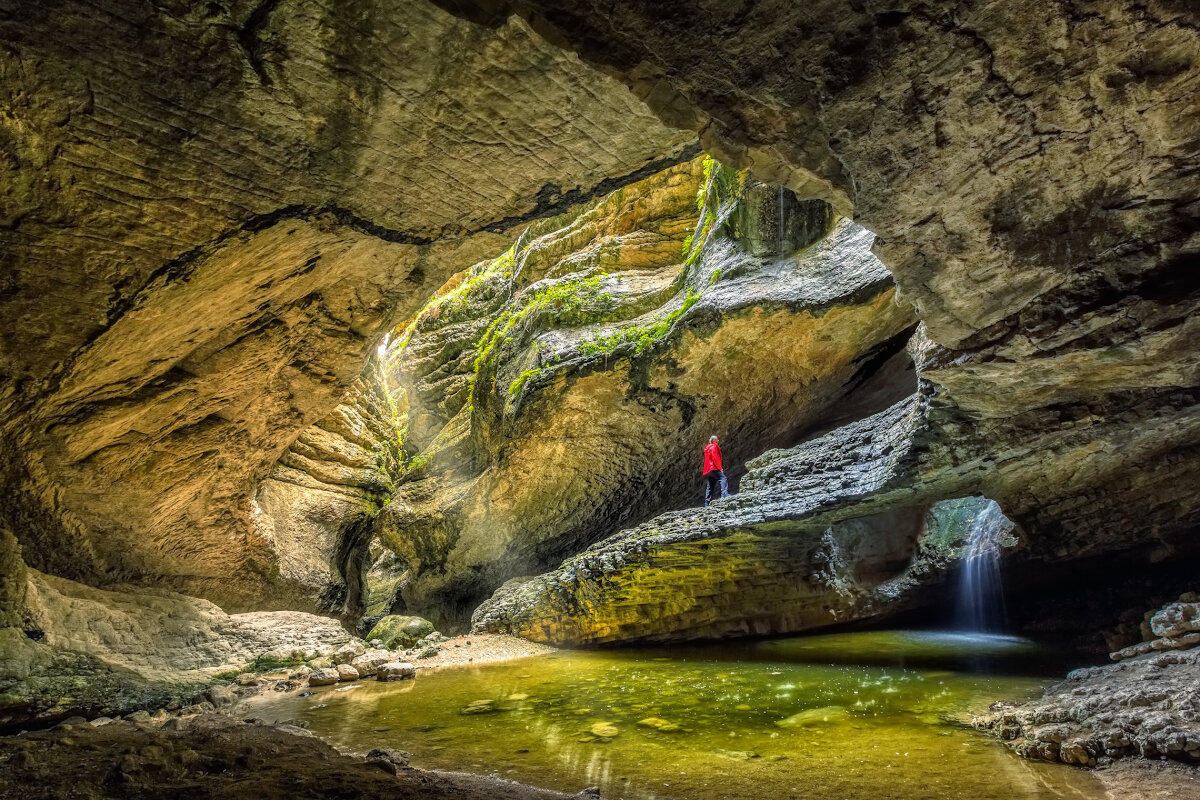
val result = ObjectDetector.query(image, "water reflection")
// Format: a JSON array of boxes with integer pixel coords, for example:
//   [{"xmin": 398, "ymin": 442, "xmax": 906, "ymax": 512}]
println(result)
[{"xmin": 248, "ymin": 630, "xmax": 1103, "ymax": 800}]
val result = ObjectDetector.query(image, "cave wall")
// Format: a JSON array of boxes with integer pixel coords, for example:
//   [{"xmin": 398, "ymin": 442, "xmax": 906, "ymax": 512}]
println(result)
[
  {"xmin": 371, "ymin": 158, "xmax": 917, "ymax": 628},
  {"xmin": 429, "ymin": 0, "xmax": 1200, "ymax": 564},
  {"xmin": 0, "ymin": 0, "xmax": 695, "ymax": 608}
]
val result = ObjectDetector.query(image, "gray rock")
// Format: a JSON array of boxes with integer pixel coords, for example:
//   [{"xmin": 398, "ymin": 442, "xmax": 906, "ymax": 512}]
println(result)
[
  {"xmin": 349, "ymin": 650, "xmax": 394, "ymax": 677},
  {"xmin": 307, "ymin": 668, "xmax": 340, "ymax": 687},
  {"xmin": 377, "ymin": 662, "xmax": 416, "ymax": 682},
  {"xmin": 1151, "ymin": 602, "xmax": 1200, "ymax": 640}
]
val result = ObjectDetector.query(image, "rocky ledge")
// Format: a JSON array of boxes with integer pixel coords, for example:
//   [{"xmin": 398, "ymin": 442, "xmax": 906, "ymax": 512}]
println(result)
[
  {"xmin": 471, "ymin": 388, "xmax": 1019, "ymax": 644},
  {"xmin": 975, "ymin": 596, "xmax": 1200, "ymax": 767}
]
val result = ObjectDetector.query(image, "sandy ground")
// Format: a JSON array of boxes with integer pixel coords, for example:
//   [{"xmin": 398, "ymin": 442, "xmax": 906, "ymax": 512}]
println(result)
[
  {"xmin": 411, "ymin": 633, "xmax": 556, "ymax": 669},
  {"xmin": 1094, "ymin": 759, "xmax": 1200, "ymax": 798}
]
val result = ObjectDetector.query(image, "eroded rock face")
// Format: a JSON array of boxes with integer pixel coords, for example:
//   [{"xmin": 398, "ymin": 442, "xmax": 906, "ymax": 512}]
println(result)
[
  {"xmin": 436, "ymin": 0, "xmax": 1200, "ymax": 595},
  {"xmin": 1, "ymin": 570, "xmax": 354, "ymax": 726},
  {"xmin": 975, "ymin": 647, "xmax": 1200, "ymax": 765},
  {"xmin": 375, "ymin": 159, "xmax": 917, "ymax": 627},
  {"xmin": 471, "ymin": 391, "xmax": 1014, "ymax": 644},
  {"xmin": 0, "ymin": 0, "xmax": 695, "ymax": 608},
  {"xmin": 252, "ymin": 362, "xmax": 402, "ymax": 617}
]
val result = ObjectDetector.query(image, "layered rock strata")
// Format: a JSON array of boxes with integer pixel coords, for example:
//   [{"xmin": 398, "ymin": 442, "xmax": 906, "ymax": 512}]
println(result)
[
  {"xmin": 375, "ymin": 158, "xmax": 917, "ymax": 627},
  {"xmin": 1, "ymin": 570, "xmax": 353, "ymax": 727},
  {"xmin": 0, "ymin": 0, "xmax": 695, "ymax": 609},
  {"xmin": 436, "ymin": 0, "xmax": 1200, "ymax": 597},
  {"xmin": 975, "ymin": 597, "xmax": 1200, "ymax": 767},
  {"xmin": 252, "ymin": 360, "xmax": 402, "ymax": 617},
  {"xmin": 473, "ymin": 320, "xmax": 1191, "ymax": 644},
  {"xmin": 469, "ymin": 381, "xmax": 1014, "ymax": 644}
]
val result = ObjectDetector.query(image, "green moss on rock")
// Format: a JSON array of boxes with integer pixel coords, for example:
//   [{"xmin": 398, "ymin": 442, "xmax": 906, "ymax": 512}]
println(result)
[{"xmin": 366, "ymin": 614, "xmax": 435, "ymax": 649}]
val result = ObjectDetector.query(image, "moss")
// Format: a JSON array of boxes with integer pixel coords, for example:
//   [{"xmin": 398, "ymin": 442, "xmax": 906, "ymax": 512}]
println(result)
[
  {"xmin": 578, "ymin": 287, "xmax": 702, "ymax": 358},
  {"xmin": 709, "ymin": 269, "xmax": 723, "ymax": 286},
  {"xmin": 246, "ymin": 652, "xmax": 306, "ymax": 672},
  {"xmin": 468, "ymin": 274, "xmax": 614, "ymax": 407}
]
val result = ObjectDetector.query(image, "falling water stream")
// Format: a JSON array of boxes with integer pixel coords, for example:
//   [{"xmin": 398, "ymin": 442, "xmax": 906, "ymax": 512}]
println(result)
[
  {"xmin": 954, "ymin": 500, "xmax": 1010, "ymax": 632},
  {"xmin": 250, "ymin": 630, "xmax": 1104, "ymax": 800}
]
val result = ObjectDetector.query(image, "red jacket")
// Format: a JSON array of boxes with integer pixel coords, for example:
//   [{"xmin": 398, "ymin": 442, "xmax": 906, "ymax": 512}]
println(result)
[{"xmin": 703, "ymin": 441, "xmax": 723, "ymax": 474}]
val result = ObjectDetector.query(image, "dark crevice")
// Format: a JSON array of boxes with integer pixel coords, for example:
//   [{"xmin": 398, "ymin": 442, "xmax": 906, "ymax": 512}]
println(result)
[{"xmin": 236, "ymin": 0, "xmax": 285, "ymax": 87}]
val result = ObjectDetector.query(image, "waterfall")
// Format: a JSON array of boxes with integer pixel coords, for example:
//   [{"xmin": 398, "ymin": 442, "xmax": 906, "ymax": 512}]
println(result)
[{"xmin": 954, "ymin": 500, "xmax": 1008, "ymax": 632}]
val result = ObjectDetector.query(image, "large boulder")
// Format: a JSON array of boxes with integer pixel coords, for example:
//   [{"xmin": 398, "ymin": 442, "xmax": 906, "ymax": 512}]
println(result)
[
  {"xmin": 365, "ymin": 615, "xmax": 436, "ymax": 650},
  {"xmin": 377, "ymin": 661, "xmax": 417, "ymax": 681},
  {"xmin": 307, "ymin": 668, "xmax": 340, "ymax": 687}
]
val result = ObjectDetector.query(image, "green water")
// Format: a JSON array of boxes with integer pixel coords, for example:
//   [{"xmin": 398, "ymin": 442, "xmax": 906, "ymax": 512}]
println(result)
[{"xmin": 248, "ymin": 631, "xmax": 1105, "ymax": 800}]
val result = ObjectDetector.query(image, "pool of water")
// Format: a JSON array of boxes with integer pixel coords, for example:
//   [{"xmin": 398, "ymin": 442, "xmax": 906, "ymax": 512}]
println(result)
[{"xmin": 248, "ymin": 630, "xmax": 1105, "ymax": 800}]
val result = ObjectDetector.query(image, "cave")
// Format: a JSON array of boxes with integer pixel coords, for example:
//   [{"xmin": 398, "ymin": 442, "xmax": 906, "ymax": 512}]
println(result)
[{"xmin": 0, "ymin": 1, "xmax": 1198, "ymax": 799}]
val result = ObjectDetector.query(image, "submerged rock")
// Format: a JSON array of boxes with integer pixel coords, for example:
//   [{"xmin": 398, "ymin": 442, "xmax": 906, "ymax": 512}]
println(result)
[{"xmin": 775, "ymin": 706, "xmax": 850, "ymax": 727}]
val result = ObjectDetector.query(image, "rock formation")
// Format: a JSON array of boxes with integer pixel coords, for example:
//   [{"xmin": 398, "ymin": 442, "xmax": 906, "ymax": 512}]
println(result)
[
  {"xmin": 0, "ymin": 0, "xmax": 695, "ymax": 611},
  {"xmin": 374, "ymin": 157, "xmax": 917, "ymax": 627},
  {"xmin": 974, "ymin": 596, "xmax": 1200, "ymax": 766},
  {"xmin": 471, "ymin": 390, "xmax": 1017, "ymax": 644},
  {"xmin": 1, "ymin": 569, "xmax": 353, "ymax": 727},
  {"xmin": 432, "ymin": 0, "xmax": 1200, "ymax": 579},
  {"xmin": 0, "ymin": 0, "xmax": 1196, "ymax": 760}
]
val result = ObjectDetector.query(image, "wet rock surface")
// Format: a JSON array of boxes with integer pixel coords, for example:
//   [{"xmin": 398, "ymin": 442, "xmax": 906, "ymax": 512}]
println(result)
[
  {"xmin": 976, "ymin": 595, "xmax": 1200, "ymax": 767},
  {"xmin": 976, "ymin": 648, "xmax": 1200, "ymax": 766}
]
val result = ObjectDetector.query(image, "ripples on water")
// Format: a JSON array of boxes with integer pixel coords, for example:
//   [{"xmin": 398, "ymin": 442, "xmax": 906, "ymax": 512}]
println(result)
[{"xmin": 248, "ymin": 630, "xmax": 1105, "ymax": 800}]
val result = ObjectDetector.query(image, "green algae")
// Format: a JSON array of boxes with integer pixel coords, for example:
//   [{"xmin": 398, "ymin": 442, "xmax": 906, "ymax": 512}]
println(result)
[{"xmin": 249, "ymin": 630, "xmax": 1105, "ymax": 800}]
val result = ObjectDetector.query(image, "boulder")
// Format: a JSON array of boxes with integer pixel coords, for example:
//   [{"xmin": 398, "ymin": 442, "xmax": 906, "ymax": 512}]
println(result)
[
  {"xmin": 307, "ymin": 668, "xmax": 340, "ymax": 687},
  {"xmin": 349, "ymin": 650, "xmax": 395, "ymax": 677},
  {"xmin": 377, "ymin": 662, "xmax": 416, "ymax": 682},
  {"xmin": 332, "ymin": 642, "xmax": 366, "ymax": 665},
  {"xmin": 205, "ymin": 685, "xmax": 236, "ymax": 709},
  {"xmin": 1150, "ymin": 603, "xmax": 1200, "ymax": 640},
  {"xmin": 336, "ymin": 664, "xmax": 360, "ymax": 682},
  {"xmin": 365, "ymin": 616, "xmax": 435, "ymax": 650}
]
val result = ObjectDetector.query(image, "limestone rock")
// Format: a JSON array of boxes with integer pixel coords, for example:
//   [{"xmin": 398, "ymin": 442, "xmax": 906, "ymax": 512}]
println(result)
[
  {"xmin": 471, "ymin": 391, "xmax": 1012, "ymax": 644},
  {"xmin": 336, "ymin": 664, "xmax": 360, "ymax": 682},
  {"xmin": 379, "ymin": 158, "xmax": 916, "ymax": 627},
  {"xmin": 366, "ymin": 616, "xmax": 436, "ymax": 650},
  {"xmin": 307, "ymin": 668, "xmax": 340, "ymax": 687},
  {"xmin": 1151, "ymin": 603, "xmax": 1200, "ymax": 640},
  {"xmin": 376, "ymin": 661, "xmax": 416, "ymax": 681},
  {"xmin": 349, "ymin": 651, "xmax": 395, "ymax": 678},
  {"xmin": 975, "ymin": 648, "xmax": 1200, "ymax": 764},
  {"xmin": 0, "ymin": 0, "xmax": 695, "ymax": 611}
]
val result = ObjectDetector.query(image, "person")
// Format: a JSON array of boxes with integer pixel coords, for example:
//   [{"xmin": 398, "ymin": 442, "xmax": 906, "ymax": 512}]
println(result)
[{"xmin": 702, "ymin": 435, "xmax": 728, "ymax": 506}]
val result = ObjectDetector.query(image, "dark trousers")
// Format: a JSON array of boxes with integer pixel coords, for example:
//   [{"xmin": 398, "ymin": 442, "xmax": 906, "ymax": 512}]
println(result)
[{"xmin": 704, "ymin": 470, "xmax": 726, "ymax": 506}]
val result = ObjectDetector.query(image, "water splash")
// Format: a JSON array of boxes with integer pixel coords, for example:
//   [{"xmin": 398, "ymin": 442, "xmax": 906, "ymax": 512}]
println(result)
[{"xmin": 954, "ymin": 500, "xmax": 1009, "ymax": 632}]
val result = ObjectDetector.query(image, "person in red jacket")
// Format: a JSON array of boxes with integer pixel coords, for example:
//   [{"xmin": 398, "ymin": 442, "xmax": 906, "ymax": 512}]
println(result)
[{"xmin": 702, "ymin": 435, "xmax": 728, "ymax": 506}]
